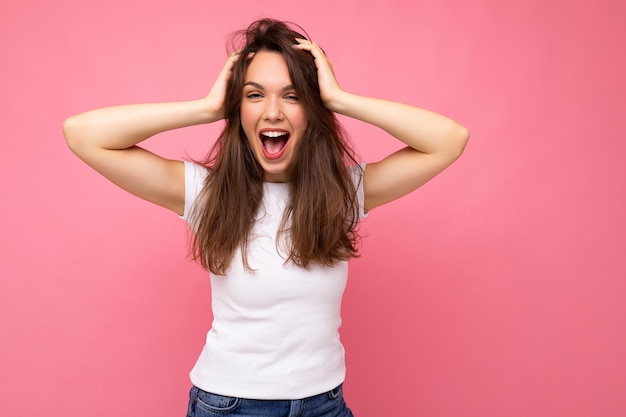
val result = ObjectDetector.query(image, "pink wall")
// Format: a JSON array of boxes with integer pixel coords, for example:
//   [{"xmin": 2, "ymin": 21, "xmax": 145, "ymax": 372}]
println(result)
[{"xmin": 1, "ymin": 1, "xmax": 625, "ymax": 416}]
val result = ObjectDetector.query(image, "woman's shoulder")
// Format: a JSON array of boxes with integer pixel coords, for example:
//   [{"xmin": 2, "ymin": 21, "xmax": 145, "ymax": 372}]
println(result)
[
  {"xmin": 348, "ymin": 163, "xmax": 366, "ymax": 184},
  {"xmin": 184, "ymin": 160, "xmax": 210, "ymax": 183},
  {"xmin": 180, "ymin": 161, "xmax": 210, "ymax": 222},
  {"xmin": 348, "ymin": 163, "xmax": 367, "ymax": 218}
]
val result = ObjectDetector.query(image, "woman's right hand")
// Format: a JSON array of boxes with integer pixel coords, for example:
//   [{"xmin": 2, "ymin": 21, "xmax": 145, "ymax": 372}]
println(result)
[{"xmin": 202, "ymin": 52, "xmax": 242, "ymax": 122}]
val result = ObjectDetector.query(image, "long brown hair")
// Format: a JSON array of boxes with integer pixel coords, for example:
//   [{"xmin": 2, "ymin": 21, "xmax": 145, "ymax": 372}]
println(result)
[{"xmin": 190, "ymin": 18, "xmax": 362, "ymax": 275}]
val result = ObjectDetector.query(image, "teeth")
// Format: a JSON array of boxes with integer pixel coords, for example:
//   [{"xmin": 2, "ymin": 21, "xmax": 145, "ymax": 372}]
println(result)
[{"xmin": 261, "ymin": 131, "xmax": 288, "ymax": 138}]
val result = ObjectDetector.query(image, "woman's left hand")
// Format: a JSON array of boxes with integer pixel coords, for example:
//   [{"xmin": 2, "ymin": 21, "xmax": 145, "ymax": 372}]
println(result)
[{"xmin": 294, "ymin": 38, "xmax": 345, "ymax": 112}]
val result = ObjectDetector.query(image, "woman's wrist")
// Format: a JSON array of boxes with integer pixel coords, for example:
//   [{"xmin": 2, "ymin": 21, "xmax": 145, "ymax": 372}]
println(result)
[
  {"xmin": 194, "ymin": 97, "xmax": 224, "ymax": 125},
  {"xmin": 324, "ymin": 90, "xmax": 353, "ymax": 115}
]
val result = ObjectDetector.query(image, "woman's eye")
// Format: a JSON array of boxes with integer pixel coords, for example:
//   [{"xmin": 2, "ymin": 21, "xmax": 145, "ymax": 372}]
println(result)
[
  {"xmin": 247, "ymin": 93, "xmax": 262, "ymax": 99},
  {"xmin": 285, "ymin": 95, "xmax": 299, "ymax": 102}
]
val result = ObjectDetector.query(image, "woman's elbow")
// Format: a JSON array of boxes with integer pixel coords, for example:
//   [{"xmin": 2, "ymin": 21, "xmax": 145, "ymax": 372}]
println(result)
[
  {"xmin": 448, "ymin": 123, "xmax": 470, "ymax": 160},
  {"xmin": 63, "ymin": 115, "xmax": 85, "ymax": 154}
]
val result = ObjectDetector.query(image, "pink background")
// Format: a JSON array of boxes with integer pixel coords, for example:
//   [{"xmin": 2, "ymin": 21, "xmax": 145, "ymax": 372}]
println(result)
[{"xmin": 1, "ymin": 0, "xmax": 625, "ymax": 416}]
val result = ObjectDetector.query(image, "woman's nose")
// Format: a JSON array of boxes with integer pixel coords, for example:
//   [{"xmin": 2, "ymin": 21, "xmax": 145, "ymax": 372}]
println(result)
[{"xmin": 263, "ymin": 98, "xmax": 283, "ymax": 121}]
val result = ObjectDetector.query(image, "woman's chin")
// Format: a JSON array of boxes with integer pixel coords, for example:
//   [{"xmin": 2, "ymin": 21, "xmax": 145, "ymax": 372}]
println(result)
[{"xmin": 256, "ymin": 152, "xmax": 291, "ymax": 182}]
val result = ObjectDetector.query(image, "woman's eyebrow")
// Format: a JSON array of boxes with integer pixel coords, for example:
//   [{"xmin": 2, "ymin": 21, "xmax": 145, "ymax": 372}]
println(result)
[{"xmin": 243, "ymin": 81, "xmax": 295, "ymax": 91}]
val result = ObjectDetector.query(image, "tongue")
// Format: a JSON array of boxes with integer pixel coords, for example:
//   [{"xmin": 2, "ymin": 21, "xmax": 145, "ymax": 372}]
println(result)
[{"xmin": 264, "ymin": 137, "xmax": 287, "ymax": 154}]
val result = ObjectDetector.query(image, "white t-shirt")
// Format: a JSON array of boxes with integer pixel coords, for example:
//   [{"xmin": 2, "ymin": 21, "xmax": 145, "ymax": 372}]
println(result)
[{"xmin": 181, "ymin": 161, "xmax": 366, "ymax": 399}]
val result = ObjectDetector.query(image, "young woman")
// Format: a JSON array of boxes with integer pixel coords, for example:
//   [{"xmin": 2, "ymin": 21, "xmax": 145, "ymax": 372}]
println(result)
[{"xmin": 64, "ymin": 18, "xmax": 468, "ymax": 417}]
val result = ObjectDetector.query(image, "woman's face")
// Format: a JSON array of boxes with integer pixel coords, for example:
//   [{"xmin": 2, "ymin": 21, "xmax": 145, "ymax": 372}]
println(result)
[{"xmin": 240, "ymin": 50, "xmax": 308, "ymax": 182}]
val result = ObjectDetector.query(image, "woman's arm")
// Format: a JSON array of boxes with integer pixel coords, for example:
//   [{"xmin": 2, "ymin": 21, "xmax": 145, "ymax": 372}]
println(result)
[
  {"xmin": 63, "ymin": 53, "xmax": 240, "ymax": 215},
  {"xmin": 328, "ymin": 94, "xmax": 469, "ymax": 211},
  {"xmin": 295, "ymin": 39, "xmax": 470, "ymax": 211}
]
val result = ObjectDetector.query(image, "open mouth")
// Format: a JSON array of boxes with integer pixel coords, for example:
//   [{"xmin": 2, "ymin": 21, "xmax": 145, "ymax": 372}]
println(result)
[{"xmin": 260, "ymin": 129, "xmax": 290, "ymax": 160}]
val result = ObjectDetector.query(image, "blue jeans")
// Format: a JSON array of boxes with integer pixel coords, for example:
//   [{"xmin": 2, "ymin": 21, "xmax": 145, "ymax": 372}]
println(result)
[{"xmin": 186, "ymin": 384, "xmax": 355, "ymax": 417}]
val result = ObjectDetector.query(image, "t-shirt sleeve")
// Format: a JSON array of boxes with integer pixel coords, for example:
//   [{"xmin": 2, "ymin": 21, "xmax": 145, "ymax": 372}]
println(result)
[
  {"xmin": 179, "ymin": 160, "xmax": 209, "ymax": 224},
  {"xmin": 351, "ymin": 163, "xmax": 368, "ymax": 218}
]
